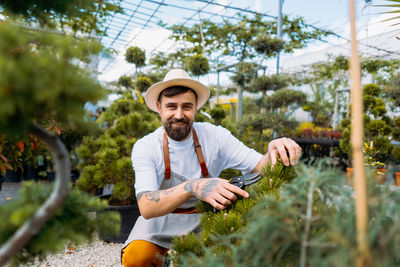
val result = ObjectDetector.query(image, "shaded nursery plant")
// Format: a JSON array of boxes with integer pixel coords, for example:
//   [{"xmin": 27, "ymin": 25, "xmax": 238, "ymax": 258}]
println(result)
[
  {"xmin": 0, "ymin": 9, "xmax": 120, "ymax": 266},
  {"xmin": 340, "ymin": 83, "xmax": 393, "ymax": 165},
  {"xmin": 172, "ymin": 162, "xmax": 400, "ymax": 267},
  {"xmin": 76, "ymin": 98, "xmax": 161, "ymax": 205}
]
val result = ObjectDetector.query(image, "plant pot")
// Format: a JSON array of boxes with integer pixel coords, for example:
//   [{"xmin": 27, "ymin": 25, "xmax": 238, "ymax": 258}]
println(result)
[
  {"xmin": 376, "ymin": 168, "xmax": 386, "ymax": 184},
  {"xmin": 4, "ymin": 169, "xmax": 21, "ymax": 182},
  {"xmin": 46, "ymin": 171, "xmax": 55, "ymax": 182},
  {"xmin": 346, "ymin": 167, "xmax": 352, "ymax": 184},
  {"xmin": 0, "ymin": 176, "xmax": 5, "ymax": 191},
  {"xmin": 395, "ymin": 172, "xmax": 400, "ymax": 186},
  {"xmin": 347, "ymin": 167, "xmax": 386, "ymax": 184},
  {"xmin": 22, "ymin": 165, "xmax": 38, "ymax": 181},
  {"xmin": 98, "ymin": 204, "xmax": 140, "ymax": 243}
]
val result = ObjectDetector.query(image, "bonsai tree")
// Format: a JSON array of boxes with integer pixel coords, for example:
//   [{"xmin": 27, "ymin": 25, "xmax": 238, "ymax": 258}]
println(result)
[
  {"xmin": 125, "ymin": 46, "xmax": 146, "ymax": 78},
  {"xmin": 340, "ymin": 83, "xmax": 393, "ymax": 165},
  {"xmin": 186, "ymin": 55, "xmax": 210, "ymax": 77},
  {"xmin": 250, "ymin": 74, "xmax": 289, "ymax": 96},
  {"xmin": 76, "ymin": 98, "xmax": 161, "ymax": 205}
]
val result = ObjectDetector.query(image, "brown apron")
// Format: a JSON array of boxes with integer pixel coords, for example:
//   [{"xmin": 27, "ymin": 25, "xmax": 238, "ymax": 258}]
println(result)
[{"xmin": 163, "ymin": 128, "xmax": 209, "ymax": 214}]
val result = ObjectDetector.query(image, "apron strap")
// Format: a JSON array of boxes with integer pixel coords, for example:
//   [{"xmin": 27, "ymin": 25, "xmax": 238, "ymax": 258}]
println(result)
[
  {"xmin": 163, "ymin": 131, "xmax": 172, "ymax": 180},
  {"xmin": 192, "ymin": 128, "xmax": 210, "ymax": 178},
  {"xmin": 163, "ymin": 128, "xmax": 210, "ymax": 180}
]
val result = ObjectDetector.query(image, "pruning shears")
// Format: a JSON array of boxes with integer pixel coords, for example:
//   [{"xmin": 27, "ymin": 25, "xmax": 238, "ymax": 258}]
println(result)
[
  {"xmin": 212, "ymin": 172, "xmax": 262, "ymax": 213},
  {"xmin": 228, "ymin": 172, "xmax": 262, "ymax": 189}
]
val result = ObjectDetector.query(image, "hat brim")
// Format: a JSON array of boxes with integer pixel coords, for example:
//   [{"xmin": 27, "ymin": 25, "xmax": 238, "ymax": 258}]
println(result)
[{"xmin": 145, "ymin": 78, "xmax": 210, "ymax": 112}]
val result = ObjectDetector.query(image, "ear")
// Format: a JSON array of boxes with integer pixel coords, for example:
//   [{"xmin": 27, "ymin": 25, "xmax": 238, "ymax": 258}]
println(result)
[{"xmin": 156, "ymin": 101, "xmax": 161, "ymax": 114}]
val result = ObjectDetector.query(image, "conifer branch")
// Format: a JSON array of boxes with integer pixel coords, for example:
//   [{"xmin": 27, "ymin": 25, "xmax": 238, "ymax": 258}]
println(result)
[
  {"xmin": 0, "ymin": 123, "xmax": 70, "ymax": 266},
  {"xmin": 300, "ymin": 180, "xmax": 316, "ymax": 267}
]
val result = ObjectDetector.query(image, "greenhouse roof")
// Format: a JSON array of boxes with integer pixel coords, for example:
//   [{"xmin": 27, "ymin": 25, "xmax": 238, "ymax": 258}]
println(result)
[{"xmin": 97, "ymin": 0, "xmax": 400, "ymax": 82}]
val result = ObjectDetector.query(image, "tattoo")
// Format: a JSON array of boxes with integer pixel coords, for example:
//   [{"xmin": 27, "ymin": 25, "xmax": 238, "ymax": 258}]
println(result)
[
  {"xmin": 184, "ymin": 179, "xmax": 219, "ymax": 199},
  {"xmin": 184, "ymin": 180, "xmax": 196, "ymax": 193},
  {"xmin": 200, "ymin": 180, "xmax": 218, "ymax": 198},
  {"xmin": 137, "ymin": 187, "xmax": 177, "ymax": 203},
  {"xmin": 136, "ymin": 191, "xmax": 150, "ymax": 201}
]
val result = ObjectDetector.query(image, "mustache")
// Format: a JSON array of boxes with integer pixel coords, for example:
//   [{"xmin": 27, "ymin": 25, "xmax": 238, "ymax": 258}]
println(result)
[{"xmin": 167, "ymin": 117, "xmax": 190, "ymax": 124}]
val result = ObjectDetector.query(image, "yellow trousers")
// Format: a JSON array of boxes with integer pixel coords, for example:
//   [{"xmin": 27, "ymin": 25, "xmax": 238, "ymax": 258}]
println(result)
[{"xmin": 122, "ymin": 240, "xmax": 169, "ymax": 267}]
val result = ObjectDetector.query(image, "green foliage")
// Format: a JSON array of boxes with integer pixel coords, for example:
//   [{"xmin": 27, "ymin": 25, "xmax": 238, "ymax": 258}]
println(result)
[
  {"xmin": 76, "ymin": 98, "xmax": 161, "ymax": 205},
  {"xmin": 250, "ymin": 74, "xmax": 289, "ymax": 95},
  {"xmin": 0, "ymin": 182, "xmax": 120, "ymax": 266},
  {"xmin": 118, "ymin": 75, "xmax": 134, "ymax": 89},
  {"xmin": 393, "ymin": 116, "xmax": 400, "ymax": 140},
  {"xmin": 238, "ymin": 112, "xmax": 294, "ymax": 140},
  {"xmin": 169, "ymin": 14, "xmax": 330, "ymax": 62},
  {"xmin": 0, "ymin": 0, "xmax": 122, "ymax": 35},
  {"xmin": 340, "ymin": 84, "xmax": 393, "ymax": 163},
  {"xmin": 251, "ymin": 34, "xmax": 285, "ymax": 57},
  {"xmin": 208, "ymin": 104, "xmax": 226, "ymax": 125},
  {"xmin": 186, "ymin": 55, "xmax": 210, "ymax": 77},
  {"xmin": 125, "ymin": 46, "xmax": 146, "ymax": 68},
  {"xmin": 174, "ymin": 162, "xmax": 400, "ymax": 266},
  {"xmin": 262, "ymin": 89, "xmax": 307, "ymax": 110},
  {"xmin": 171, "ymin": 160, "xmax": 297, "ymax": 265},
  {"xmin": 231, "ymin": 62, "xmax": 257, "ymax": 86},
  {"xmin": 0, "ymin": 23, "xmax": 105, "ymax": 136},
  {"xmin": 383, "ymin": 72, "xmax": 400, "ymax": 108},
  {"xmin": 149, "ymin": 52, "xmax": 169, "ymax": 68},
  {"xmin": 238, "ymin": 126, "xmax": 271, "ymax": 153},
  {"xmin": 135, "ymin": 75, "xmax": 153, "ymax": 93}
]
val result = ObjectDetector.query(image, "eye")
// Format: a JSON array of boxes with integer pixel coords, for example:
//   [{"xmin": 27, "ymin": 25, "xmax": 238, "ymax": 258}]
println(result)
[
  {"xmin": 166, "ymin": 104, "xmax": 176, "ymax": 110},
  {"xmin": 183, "ymin": 105, "xmax": 193, "ymax": 110}
]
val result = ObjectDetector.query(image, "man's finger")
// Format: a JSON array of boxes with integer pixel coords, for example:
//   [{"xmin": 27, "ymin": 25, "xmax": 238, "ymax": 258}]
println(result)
[
  {"xmin": 210, "ymin": 199, "xmax": 226, "ymax": 210},
  {"xmin": 269, "ymin": 150, "xmax": 277, "ymax": 166},
  {"xmin": 223, "ymin": 182, "xmax": 249, "ymax": 198},
  {"xmin": 274, "ymin": 141, "xmax": 290, "ymax": 166},
  {"xmin": 294, "ymin": 143, "xmax": 302, "ymax": 164},
  {"xmin": 287, "ymin": 140, "xmax": 297, "ymax": 165},
  {"xmin": 219, "ymin": 188, "xmax": 237, "ymax": 202},
  {"xmin": 214, "ymin": 194, "xmax": 232, "ymax": 206}
]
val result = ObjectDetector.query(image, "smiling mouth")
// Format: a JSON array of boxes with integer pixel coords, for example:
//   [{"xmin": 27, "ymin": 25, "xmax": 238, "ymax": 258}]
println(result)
[{"xmin": 172, "ymin": 122, "xmax": 186, "ymax": 126}]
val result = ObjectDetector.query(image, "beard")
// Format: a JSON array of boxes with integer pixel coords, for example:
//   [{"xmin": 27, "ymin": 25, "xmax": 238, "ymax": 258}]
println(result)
[{"xmin": 164, "ymin": 117, "xmax": 193, "ymax": 141}]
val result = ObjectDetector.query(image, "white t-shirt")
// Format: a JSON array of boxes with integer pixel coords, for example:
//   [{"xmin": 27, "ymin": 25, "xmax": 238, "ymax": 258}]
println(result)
[
  {"xmin": 125, "ymin": 122, "xmax": 263, "ymax": 249},
  {"xmin": 132, "ymin": 122, "xmax": 263, "ymax": 194}
]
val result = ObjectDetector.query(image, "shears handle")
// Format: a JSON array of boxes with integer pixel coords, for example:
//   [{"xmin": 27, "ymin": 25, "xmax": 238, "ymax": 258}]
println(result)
[
  {"xmin": 212, "ymin": 177, "xmax": 245, "ymax": 213},
  {"xmin": 228, "ymin": 176, "xmax": 245, "ymax": 189}
]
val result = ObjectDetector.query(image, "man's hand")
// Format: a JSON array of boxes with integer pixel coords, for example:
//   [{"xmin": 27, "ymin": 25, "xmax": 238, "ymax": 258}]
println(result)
[
  {"xmin": 266, "ymin": 137, "xmax": 301, "ymax": 166},
  {"xmin": 184, "ymin": 178, "xmax": 249, "ymax": 210}
]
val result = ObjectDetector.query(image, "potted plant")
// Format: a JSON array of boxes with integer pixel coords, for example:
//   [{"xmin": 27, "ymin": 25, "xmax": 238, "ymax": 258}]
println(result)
[
  {"xmin": 76, "ymin": 97, "xmax": 161, "ymax": 242},
  {"xmin": 340, "ymin": 83, "xmax": 393, "ymax": 173}
]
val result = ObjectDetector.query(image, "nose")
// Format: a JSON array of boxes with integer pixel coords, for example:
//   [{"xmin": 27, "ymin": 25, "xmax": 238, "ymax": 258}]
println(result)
[{"xmin": 174, "ymin": 107, "xmax": 184, "ymax": 120}]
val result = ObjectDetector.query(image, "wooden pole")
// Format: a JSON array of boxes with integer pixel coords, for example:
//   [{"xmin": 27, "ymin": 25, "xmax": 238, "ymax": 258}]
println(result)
[{"xmin": 348, "ymin": 0, "xmax": 370, "ymax": 265}]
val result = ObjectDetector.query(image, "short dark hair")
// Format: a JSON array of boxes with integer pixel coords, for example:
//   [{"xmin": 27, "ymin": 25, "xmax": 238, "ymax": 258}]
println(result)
[{"xmin": 157, "ymin": 86, "xmax": 198, "ymax": 103}]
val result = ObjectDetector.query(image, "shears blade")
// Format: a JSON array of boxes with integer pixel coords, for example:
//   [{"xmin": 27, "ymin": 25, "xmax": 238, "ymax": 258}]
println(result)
[{"xmin": 228, "ymin": 172, "xmax": 261, "ymax": 189}]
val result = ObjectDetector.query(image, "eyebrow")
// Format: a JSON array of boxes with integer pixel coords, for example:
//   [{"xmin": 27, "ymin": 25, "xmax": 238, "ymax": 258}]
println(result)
[{"xmin": 165, "ymin": 102, "xmax": 194, "ymax": 106}]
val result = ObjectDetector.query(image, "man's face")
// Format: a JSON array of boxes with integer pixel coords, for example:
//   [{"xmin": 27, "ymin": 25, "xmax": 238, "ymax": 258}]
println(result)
[{"xmin": 156, "ymin": 90, "xmax": 197, "ymax": 141}]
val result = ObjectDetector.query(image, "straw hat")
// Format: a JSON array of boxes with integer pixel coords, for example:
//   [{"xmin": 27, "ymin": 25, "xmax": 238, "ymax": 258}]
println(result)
[{"xmin": 144, "ymin": 69, "xmax": 210, "ymax": 112}]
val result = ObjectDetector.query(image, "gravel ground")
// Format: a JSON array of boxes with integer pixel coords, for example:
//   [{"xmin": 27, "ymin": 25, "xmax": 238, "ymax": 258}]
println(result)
[{"xmin": 26, "ymin": 238, "xmax": 124, "ymax": 267}]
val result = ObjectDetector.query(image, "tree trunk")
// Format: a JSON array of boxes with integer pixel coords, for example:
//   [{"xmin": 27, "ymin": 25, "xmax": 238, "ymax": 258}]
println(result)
[{"xmin": 0, "ymin": 124, "xmax": 70, "ymax": 266}]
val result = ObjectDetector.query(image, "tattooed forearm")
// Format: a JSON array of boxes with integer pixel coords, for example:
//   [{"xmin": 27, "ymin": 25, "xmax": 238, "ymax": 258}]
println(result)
[
  {"xmin": 184, "ymin": 179, "xmax": 219, "ymax": 199},
  {"xmin": 137, "ymin": 187, "xmax": 178, "ymax": 203}
]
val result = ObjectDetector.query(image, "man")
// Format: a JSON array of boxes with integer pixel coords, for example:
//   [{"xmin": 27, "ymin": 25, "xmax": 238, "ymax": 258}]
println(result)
[{"xmin": 122, "ymin": 69, "xmax": 301, "ymax": 267}]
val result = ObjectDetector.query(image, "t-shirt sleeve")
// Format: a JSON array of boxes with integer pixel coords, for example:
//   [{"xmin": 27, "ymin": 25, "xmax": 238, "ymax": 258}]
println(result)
[
  {"xmin": 216, "ymin": 125, "xmax": 263, "ymax": 174},
  {"xmin": 131, "ymin": 139, "xmax": 159, "ymax": 194}
]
